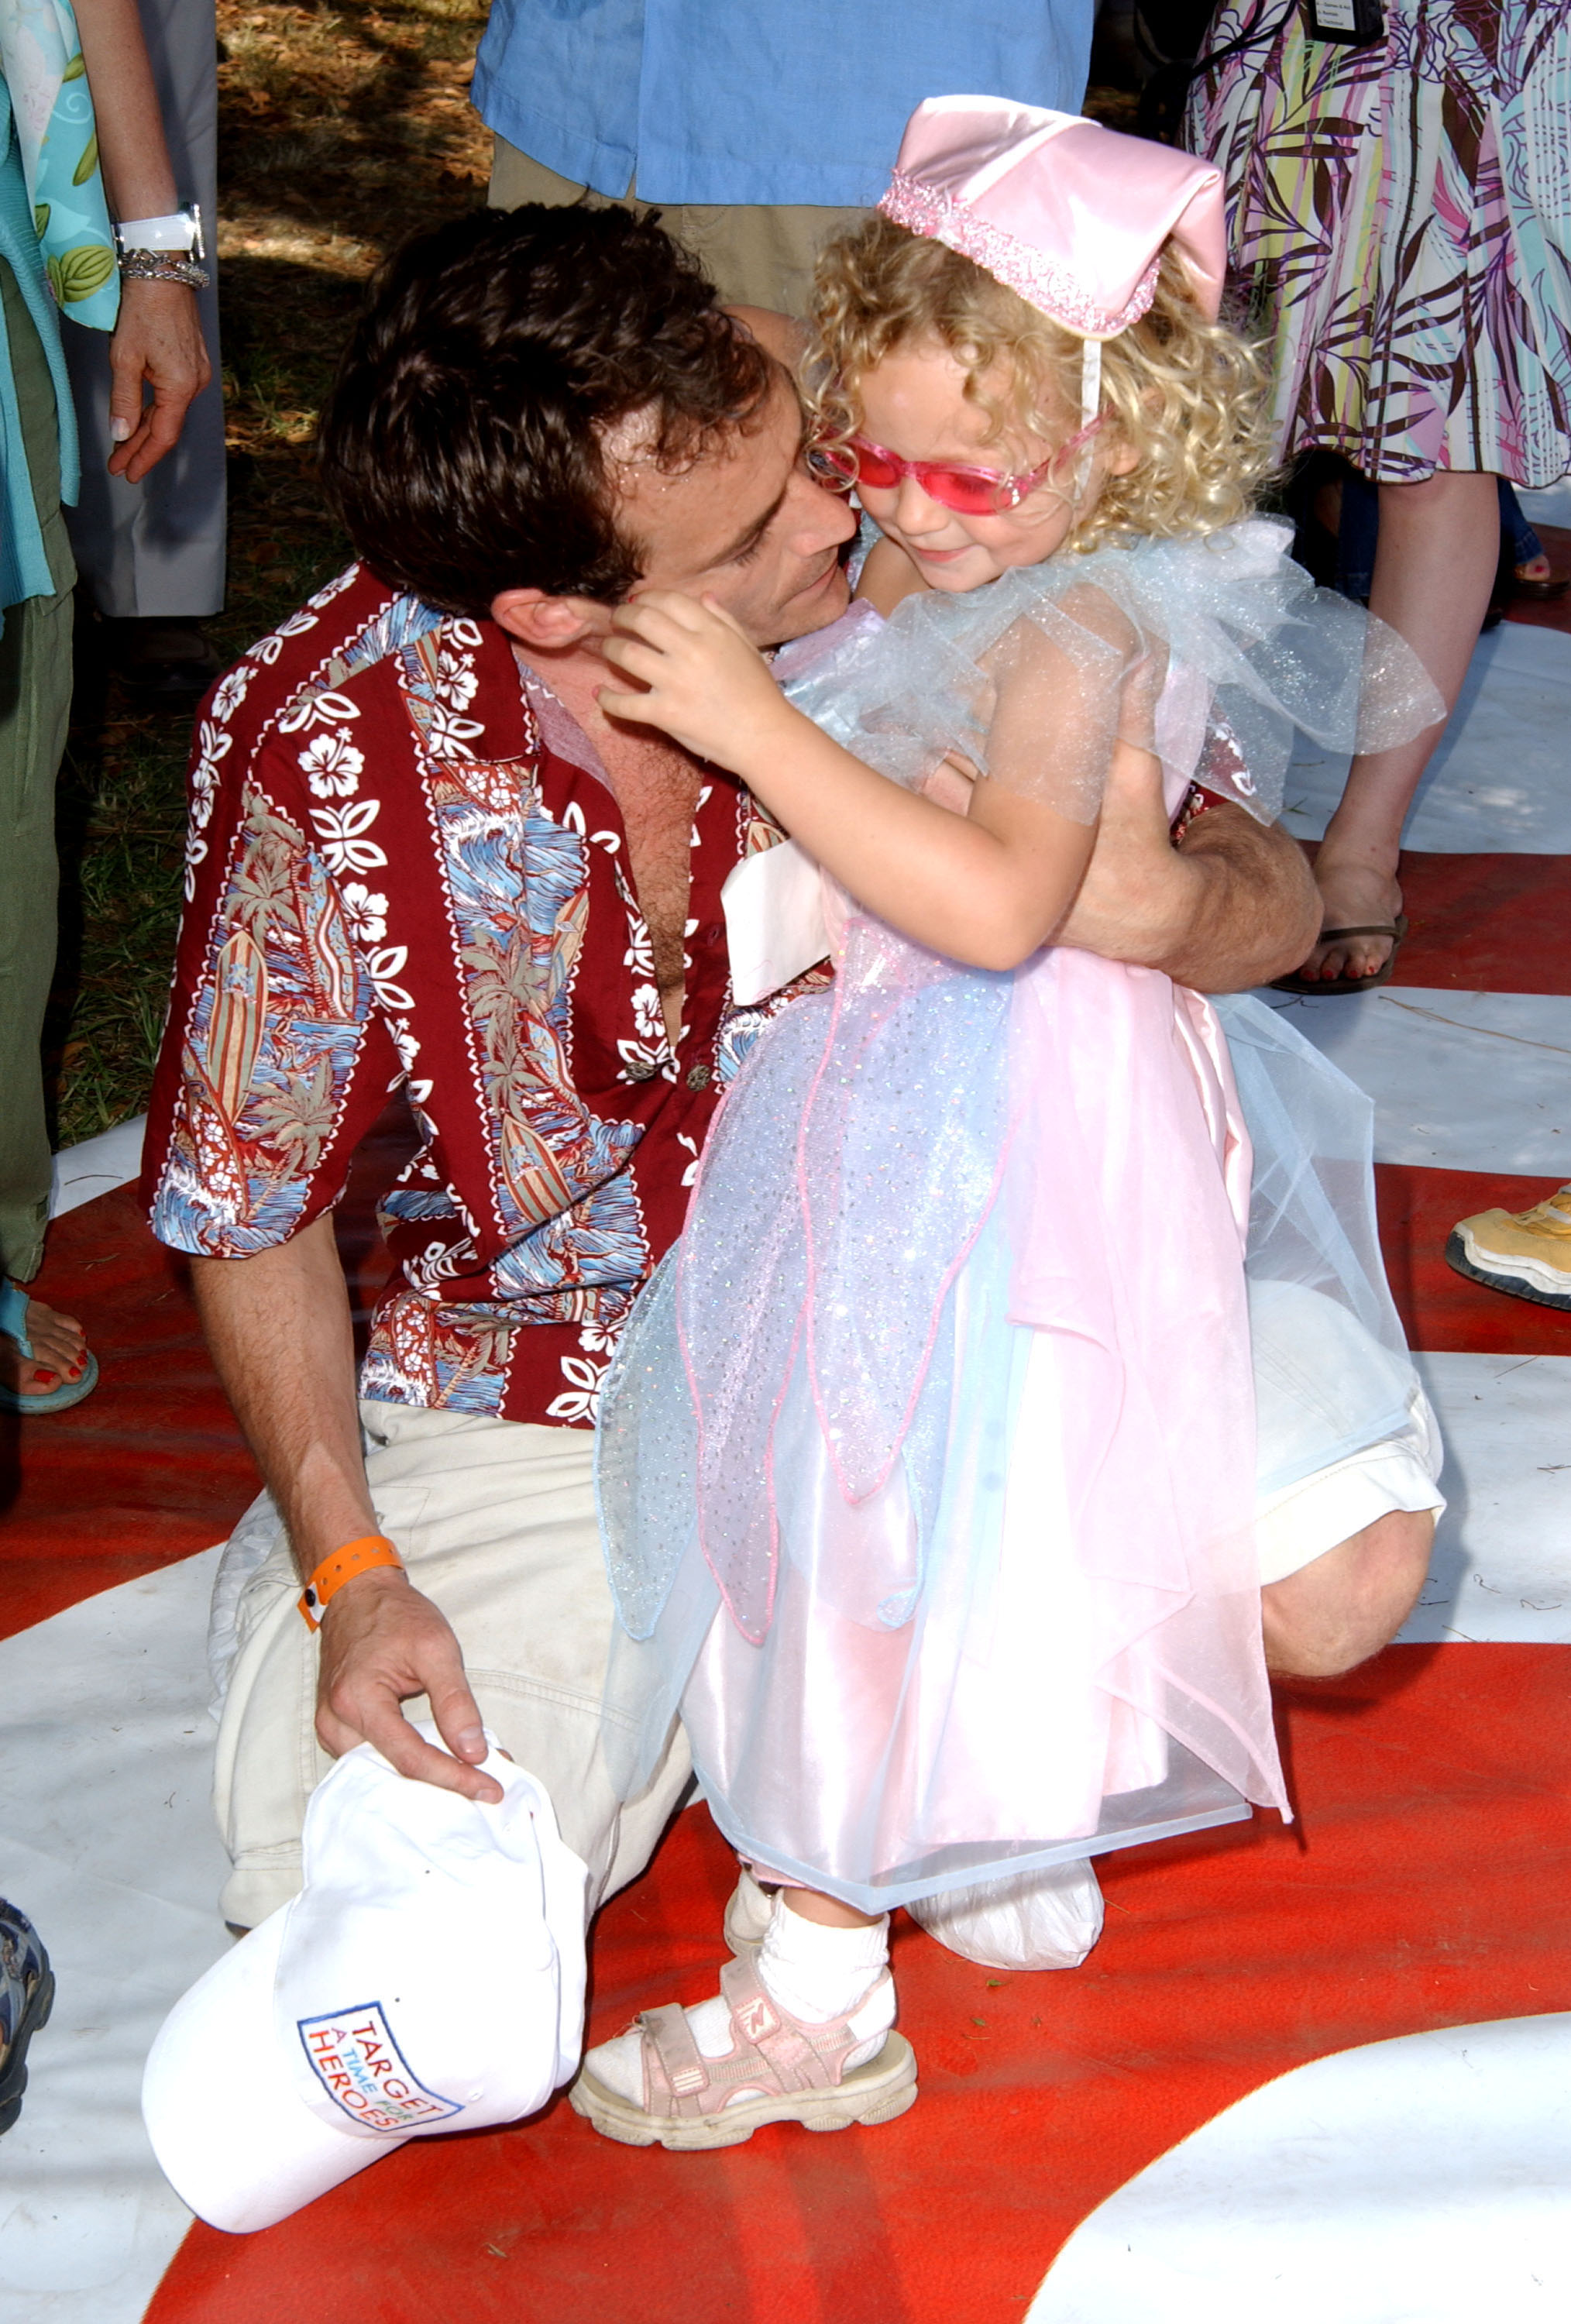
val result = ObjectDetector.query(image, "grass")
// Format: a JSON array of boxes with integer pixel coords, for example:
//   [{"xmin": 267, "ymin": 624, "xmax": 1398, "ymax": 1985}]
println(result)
[{"xmin": 50, "ymin": 0, "xmax": 490, "ymax": 1144}]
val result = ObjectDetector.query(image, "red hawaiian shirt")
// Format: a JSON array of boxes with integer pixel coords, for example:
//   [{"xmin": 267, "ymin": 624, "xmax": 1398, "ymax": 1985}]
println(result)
[{"xmin": 142, "ymin": 563, "xmax": 813, "ymax": 1428}]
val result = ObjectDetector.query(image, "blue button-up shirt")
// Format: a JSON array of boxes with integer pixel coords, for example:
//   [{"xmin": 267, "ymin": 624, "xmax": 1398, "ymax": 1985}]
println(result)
[{"xmin": 471, "ymin": 2, "xmax": 1095, "ymax": 208}]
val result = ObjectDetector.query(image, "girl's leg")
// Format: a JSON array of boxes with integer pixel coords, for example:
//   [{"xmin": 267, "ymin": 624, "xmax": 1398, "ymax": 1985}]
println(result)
[
  {"xmin": 777, "ymin": 1887, "xmax": 882, "ymax": 1929},
  {"xmin": 1296, "ymin": 469, "xmax": 1499, "ymax": 983},
  {"xmin": 572, "ymin": 1882, "xmax": 906, "ymax": 2145}
]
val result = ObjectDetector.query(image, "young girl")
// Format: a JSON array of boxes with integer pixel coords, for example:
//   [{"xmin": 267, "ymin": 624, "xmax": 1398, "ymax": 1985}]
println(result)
[{"xmin": 571, "ymin": 98, "xmax": 1441, "ymax": 2150}]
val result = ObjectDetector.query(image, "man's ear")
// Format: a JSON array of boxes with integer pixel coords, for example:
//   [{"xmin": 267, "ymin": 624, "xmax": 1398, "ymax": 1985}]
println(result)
[
  {"xmin": 727, "ymin": 304, "xmax": 809, "ymax": 368},
  {"xmin": 490, "ymin": 586, "xmax": 614, "ymax": 651}
]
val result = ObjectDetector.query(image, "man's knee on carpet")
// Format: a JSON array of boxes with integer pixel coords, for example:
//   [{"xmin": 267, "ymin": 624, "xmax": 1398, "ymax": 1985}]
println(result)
[{"xmin": 1261, "ymin": 1507, "xmax": 1435, "ymax": 1679}]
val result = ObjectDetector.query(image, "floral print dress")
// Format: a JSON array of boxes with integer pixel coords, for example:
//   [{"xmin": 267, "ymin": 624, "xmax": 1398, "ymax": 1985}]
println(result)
[{"xmin": 1187, "ymin": 1, "xmax": 1571, "ymax": 485}]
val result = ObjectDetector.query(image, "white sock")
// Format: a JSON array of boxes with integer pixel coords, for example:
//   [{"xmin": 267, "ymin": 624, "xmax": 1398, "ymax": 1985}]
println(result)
[
  {"xmin": 758, "ymin": 1896, "xmax": 890, "ymax": 2025},
  {"xmin": 586, "ymin": 1897, "xmax": 893, "ymax": 2107}
]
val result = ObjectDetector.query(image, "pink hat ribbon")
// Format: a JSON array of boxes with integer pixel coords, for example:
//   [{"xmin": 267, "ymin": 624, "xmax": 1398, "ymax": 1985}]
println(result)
[{"xmin": 878, "ymin": 96, "xmax": 1227, "ymax": 341}]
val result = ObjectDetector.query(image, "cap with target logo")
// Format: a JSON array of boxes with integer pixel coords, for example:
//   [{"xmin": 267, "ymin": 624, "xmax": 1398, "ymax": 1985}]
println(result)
[{"xmin": 142, "ymin": 1729, "xmax": 588, "ymax": 2233}]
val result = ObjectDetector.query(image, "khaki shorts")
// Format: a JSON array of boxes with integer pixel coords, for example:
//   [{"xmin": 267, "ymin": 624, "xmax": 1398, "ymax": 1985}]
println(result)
[
  {"xmin": 212, "ymin": 1402, "xmax": 692, "ymax": 1929},
  {"xmin": 487, "ymin": 134, "xmax": 868, "ymax": 316}
]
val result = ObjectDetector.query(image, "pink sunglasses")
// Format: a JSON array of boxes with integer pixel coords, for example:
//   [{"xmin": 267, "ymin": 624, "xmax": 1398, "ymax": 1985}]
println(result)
[{"xmin": 810, "ymin": 415, "xmax": 1105, "ymax": 514}]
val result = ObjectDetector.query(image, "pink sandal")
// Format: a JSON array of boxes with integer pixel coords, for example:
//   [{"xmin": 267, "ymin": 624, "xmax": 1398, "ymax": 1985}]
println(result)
[{"xmin": 569, "ymin": 1954, "xmax": 917, "ymax": 2151}]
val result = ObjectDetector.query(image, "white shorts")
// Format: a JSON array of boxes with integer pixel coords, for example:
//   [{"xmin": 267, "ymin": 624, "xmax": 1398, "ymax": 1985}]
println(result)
[
  {"xmin": 211, "ymin": 1403, "xmax": 692, "ymax": 1930},
  {"xmin": 1250, "ymin": 1278, "xmax": 1445, "ymax": 1587}
]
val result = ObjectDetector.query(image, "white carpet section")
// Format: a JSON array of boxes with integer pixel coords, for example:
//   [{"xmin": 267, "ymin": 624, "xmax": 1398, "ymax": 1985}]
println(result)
[
  {"xmin": 0, "ymin": 1550, "xmax": 229, "ymax": 2324},
  {"xmin": 1027, "ymin": 2013, "xmax": 1571, "ymax": 2323},
  {"xmin": 1260, "ymin": 985, "xmax": 1571, "ymax": 1174},
  {"xmin": 1281, "ymin": 621, "xmax": 1571, "ymax": 852},
  {"xmin": 50, "ymin": 1117, "xmax": 146, "ymax": 1221},
  {"xmin": 1400, "ymin": 1351, "xmax": 1571, "ymax": 1645}
]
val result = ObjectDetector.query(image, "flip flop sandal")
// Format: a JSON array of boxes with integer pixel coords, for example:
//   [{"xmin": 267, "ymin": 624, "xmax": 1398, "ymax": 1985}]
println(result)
[
  {"xmin": 0, "ymin": 1277, "xmax": 99, "ymax": 1416},
  {"xmin": 1507, "ymin": 569, "xmax": 1570, "ymax": 602},
  {"xmin": 0, "ymin": 1900, "xmax": 56, "ymax": 2137},
  {"xmin": 569, "ymin": 1954, "xmax": 917, "ymax": 2152},
  {"xmin": 1270, "ymin": 914, "xmax": 1408, "ymax": 999}
]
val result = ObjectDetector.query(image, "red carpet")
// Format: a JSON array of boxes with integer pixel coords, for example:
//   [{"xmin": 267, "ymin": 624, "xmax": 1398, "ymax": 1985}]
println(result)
[
  {"xmin": 1394, "ymin": 853, "xmax": 1571, "ymax": 995},
  {"xmin": 0, "ymin": 1184, "xmax": 258, "ymax": 1640},
  {"xmin": 142, "ymin": 1645, "xmax": 1571, "ymax": 2324},
  {"xmin": 1376, "ymin": 1163, "xmax": 1571, "ymax": 1357},
  {"xmin": 0, "ymin": 1102, "xmax": 416, "ymax": 1642}
]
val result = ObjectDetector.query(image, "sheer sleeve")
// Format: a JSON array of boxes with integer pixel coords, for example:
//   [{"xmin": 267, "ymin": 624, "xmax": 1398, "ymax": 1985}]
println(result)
[
  {"xmin": 781, "ymin": 519, "xmax": 1446, "ymax": 829},
  {"xmin": 976, "ymin": 581, "xmax": 1167, "ymax": 824}
]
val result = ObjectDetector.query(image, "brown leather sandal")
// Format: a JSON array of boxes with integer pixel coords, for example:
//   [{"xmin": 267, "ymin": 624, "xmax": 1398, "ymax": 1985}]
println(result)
[{"xmin": 1270, "ymin": 914, "xmax": 1408, "ymax": 999}]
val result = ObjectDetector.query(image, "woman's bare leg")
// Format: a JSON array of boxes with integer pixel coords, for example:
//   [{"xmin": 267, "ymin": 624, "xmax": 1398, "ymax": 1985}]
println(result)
[{"xmin": 1297, "ymin": 468, "xmax": 1500, "ymax": 982}]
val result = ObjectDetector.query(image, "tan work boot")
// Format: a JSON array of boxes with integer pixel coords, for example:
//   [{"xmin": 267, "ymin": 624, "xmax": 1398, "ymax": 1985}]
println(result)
[{"xmin": 1446, "ymin": 1185, "xmax": 1571, "ymax": 1312}]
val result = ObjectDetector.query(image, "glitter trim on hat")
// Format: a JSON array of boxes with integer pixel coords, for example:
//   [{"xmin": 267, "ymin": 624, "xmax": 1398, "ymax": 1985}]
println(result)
[
  {"xmin": 874, "ymin": 98, "xmax": 1227, "ymax": 343},
  {"xmin": 881, "ymin": 170, "xmax": 1164, "ymax": 342}
]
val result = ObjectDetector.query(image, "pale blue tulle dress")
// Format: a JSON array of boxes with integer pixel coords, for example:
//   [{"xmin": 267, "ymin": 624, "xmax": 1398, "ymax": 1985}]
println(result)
[{"xmin": 595, "ymin": 520, "xmax": 1441, "ymax": 1915}]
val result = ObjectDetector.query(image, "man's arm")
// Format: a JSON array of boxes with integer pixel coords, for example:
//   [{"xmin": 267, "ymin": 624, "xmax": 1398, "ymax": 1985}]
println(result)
[
  {"xmin": 1054, "ymin": 744, "xmax": 1320, "ymax": 992},
  {"xmin": 192, "ymin": 1218, "xmax": 502, "ymax": 1802}
]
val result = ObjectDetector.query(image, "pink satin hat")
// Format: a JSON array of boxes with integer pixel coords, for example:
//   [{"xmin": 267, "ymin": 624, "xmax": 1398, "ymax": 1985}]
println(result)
[{"xmin": 878, "ymin": 95, "xmax": 1226, "ymax": 340}]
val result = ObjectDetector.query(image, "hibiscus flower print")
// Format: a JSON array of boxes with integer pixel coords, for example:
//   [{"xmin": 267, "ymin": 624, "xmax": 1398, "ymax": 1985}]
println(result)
[
  {"xmin": 431, "ymin": 648, "xmax": 480, "ymax": 711},
  {"xmin": 341, "ymin": 882, "xmax": 389, "ymax": 944},
  {"xmin": 631, "ymin": 982, "xmax": 666, "ymax": 1047},
  {"xmin": 300, "ymin": 731, "xmax": 366, "ymax": 799}
]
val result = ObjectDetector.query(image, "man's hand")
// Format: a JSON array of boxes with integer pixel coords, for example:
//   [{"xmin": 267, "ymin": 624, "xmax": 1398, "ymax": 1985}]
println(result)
[
  {"xmin": 106, "ymin": 277, "xmax": 211, "ymax": 480},
  {"xmin": 1056, "ymin": 742, "xmax": 1320, "ymax": 991},
  {"xmin": 600, "ymin": 590, "xmax": 794, "ymax": 772},
  {"xmin": 315, "ymin": 1566, "xmax": 503, "ymax": 1804}
]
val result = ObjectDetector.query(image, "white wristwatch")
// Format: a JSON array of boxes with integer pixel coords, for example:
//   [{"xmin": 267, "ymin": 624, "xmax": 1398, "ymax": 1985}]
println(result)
[
  {"xmin": 115, "ymin": 205, "xmax": 205, "ymax": 258},
  {"xmin": 113, "ymin": 205, "xmax": 210, "ymax": 288}
]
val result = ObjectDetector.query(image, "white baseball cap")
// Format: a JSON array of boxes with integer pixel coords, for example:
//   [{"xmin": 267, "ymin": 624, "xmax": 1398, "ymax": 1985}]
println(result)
[{"xmin": 143, "ymin": 1731, "xmax": 588, "ymax": 2233}]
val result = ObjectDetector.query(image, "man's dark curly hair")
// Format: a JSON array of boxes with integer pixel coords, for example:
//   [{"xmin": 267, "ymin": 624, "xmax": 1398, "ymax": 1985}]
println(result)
[{"xmin": 318, "ymin": 205, "xmax": 775, "ymax": 617}]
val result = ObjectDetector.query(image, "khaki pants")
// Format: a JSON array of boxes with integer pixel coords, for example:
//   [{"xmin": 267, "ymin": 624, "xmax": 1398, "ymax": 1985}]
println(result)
[
  {"xmin": 487, "ymin": 134, "xmax": 868, "ymax": 316},
  {"xmin": 213, "ymin": 1403, "xmax": 692, "ymax": 1928}
]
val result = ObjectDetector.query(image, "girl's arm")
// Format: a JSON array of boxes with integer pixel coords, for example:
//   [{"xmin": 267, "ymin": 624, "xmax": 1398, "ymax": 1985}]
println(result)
[{"xmin": 600, "ymin": 590, "xmax": 1097, "ymax": 972}]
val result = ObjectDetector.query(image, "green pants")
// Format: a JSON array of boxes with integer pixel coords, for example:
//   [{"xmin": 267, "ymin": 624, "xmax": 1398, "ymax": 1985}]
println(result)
[{"xmin": 0, "ymin": 257, "xmax": 75, "ymax": 1285}]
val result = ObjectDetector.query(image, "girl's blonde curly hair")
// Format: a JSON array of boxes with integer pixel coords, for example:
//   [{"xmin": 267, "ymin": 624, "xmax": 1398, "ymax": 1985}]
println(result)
[{"xmin": 806, "ymin": 215, "xmax": 1273, "ymax": 552}]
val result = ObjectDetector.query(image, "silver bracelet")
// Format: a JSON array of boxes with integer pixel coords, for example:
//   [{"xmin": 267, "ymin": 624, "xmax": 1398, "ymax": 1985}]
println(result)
[{"xmin": 119, "ymin": 251, "xmax": 211, "ymax": 290}]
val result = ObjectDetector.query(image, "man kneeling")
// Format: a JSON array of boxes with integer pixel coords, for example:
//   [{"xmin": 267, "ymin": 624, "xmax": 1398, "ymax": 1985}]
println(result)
[{"xmin": 141, "ymin": 205, "xmax": 1439, "ymax": 1953}]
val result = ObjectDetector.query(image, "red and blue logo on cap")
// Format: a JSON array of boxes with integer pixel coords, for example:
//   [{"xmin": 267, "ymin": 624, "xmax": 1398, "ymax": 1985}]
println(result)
[{"xmin": 297, "ymin": 2003, "xmax": 463, "ymax": 2136}]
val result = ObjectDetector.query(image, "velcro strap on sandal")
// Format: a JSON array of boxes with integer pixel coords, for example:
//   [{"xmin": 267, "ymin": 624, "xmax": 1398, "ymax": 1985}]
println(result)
[
  {"xmin": 719, "ymin": 1956, "xmax": 837, "ymax": 2092},
  {"xmin": 638, "ymin": 2003, "xmax": 711, "ymax": 2114}
]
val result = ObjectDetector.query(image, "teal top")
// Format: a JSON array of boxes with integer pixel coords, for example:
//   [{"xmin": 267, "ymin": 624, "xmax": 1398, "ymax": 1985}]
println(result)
[{"xmin": 0, "ymin": 86, "xmax": 81, "ymax": 612}]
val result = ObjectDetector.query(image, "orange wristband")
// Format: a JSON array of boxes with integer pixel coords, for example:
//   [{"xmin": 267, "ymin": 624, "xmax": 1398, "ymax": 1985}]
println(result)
[{"xmin": 298, "ymin": 1534, "xmax": 404, "ymax": 1629}]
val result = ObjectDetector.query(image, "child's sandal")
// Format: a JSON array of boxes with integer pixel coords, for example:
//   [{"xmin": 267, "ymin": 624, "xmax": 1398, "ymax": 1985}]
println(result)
[{"xmin": 569, "ymin": 1954, "xmax": 916, "ymax": 2151}]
